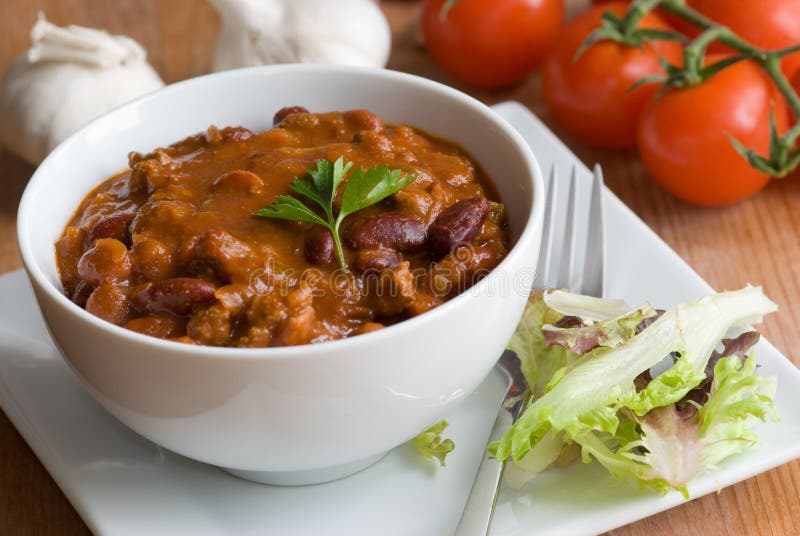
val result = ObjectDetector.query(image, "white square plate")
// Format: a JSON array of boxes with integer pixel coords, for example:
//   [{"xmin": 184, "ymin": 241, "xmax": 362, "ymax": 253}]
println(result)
[{"xmin": 0, "ymin": 102, "xmax": 798, "ymax": 535}]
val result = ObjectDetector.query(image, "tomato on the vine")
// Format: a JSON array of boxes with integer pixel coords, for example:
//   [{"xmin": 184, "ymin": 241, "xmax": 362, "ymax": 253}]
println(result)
[
  {"xmin": 692, "ymin": 0, "xmax": 800, "ymax": 80},
  {"xmin": 541, "ymin": 2, "xmax": 683, "ymax": 148},
  {"xmin": 637, "ymin": 56, "xmax": 789, "ymax": 206},
  {"xmin": 420, "ymin": 0, "xmax": 565, "ymax": 88}
]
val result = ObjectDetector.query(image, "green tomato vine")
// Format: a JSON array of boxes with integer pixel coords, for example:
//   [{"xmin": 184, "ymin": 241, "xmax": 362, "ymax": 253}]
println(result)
[{"xmin": 594, "ymin": 0, "xmax": 800, "ymax": 177}]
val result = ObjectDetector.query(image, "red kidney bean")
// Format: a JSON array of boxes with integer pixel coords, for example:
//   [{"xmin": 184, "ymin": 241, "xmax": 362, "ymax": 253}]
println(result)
[
  {"xmin": 346, "ymin": 214, "xmax": 427, "ymax": 251},
  {"xmin": 125, "ymin": 314, "xmax": 185, "ymax": 339},
  {"xmin": 85, "ymin": 284, "xmax": 130, "ymax": 326},
  {"xmin": 70, "ymin": 280, "xmax": 94, "ymax": 307},
  {"xmin": 304, "ymin": 229, "xmax": 335, "ymax": 266},
  {"xmin": 273, "ymin": 106, "xmax": 310, "ymax": 125},
  {"xmin": 343, "ymin": 109, "xmax": 384, "ymax": 132},
  {"xmin": 212, "ymin": 170, "xmax": 264, "ymax": 193},
  {"xmin": 131, "ymin": 236, "xmax": 174, "ymax": 281},
  {"xmin": 428, "ymin": 197, "xmax": 489, "ymax": 256},
  {"xmin": 354, "ymin": 248, "xmax": 400, "ymax": 272},
  {"xmin": 220, "ymin": 126, "xmax": 254, "ymax": 142},
  {"xmin": 77, "ymin": 238, "xmax": 132, "ymax": 286},
  {"xmin": 85, "ymin": 213, "xmax": 134, "ymax": 249},
  {"xmin": 132, "ymin": 278, "xmax": 217, "ymax": 317}
]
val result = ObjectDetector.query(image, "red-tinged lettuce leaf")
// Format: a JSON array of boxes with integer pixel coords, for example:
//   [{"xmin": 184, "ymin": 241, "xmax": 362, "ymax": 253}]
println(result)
[
  {"xmin": 491, "ymin": 286, "xmax": 777, "ymax": 469},
  {"xmin": 576, "ymin": 352, "xmax": 777, "ymax": 498},
  {"xmin": 508, "ymin": 291, "xmax": 582, "ymax": 399},
  {"xmin": 542, "ymin": 304, "xmax": 657, "ymax": 354},
  {"xmin": 675, "ymin": 331, "xmax": 761, "ymax": 418}
]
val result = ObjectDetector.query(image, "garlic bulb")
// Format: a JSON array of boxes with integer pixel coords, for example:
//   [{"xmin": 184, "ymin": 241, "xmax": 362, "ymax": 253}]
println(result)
[
  {"xmin": 210, "ymin": 0, "xmax": 391, "ymax": 72},
  {"xmin": 0, "ymin": 15, "xmax": 164, "ymax": 165}
]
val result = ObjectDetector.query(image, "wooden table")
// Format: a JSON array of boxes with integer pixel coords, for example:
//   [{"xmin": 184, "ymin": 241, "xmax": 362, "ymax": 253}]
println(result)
[{"xmin": 0, "ymin": 1, "xmax": 797, "ymax": 534}]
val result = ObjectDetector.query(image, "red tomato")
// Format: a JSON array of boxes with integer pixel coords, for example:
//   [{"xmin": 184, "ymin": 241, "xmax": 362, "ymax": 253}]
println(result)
[
  {"xmin": 637, "ymin": 56, "xmax": 789, "ymax": 206},
  {"xmin": 541, "ymin": 2, "xmax": 683, "ymax": 148},
  {"xmin": 692, "ymin": 0, "xmax": 800, "ymax": 80},
  {"xmin": 420, "ymin": 0, "xmax": 565, "ymax": 88}
]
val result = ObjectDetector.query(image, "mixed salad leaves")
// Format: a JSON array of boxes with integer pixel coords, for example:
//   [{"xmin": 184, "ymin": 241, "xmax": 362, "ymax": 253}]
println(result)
[{"xmin": 490, "ymin": 286, "xmax": 779, "ymax": 497}]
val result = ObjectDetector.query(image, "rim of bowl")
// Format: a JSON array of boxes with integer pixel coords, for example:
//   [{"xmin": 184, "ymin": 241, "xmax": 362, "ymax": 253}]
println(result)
[{"xmin": 17, "ymin": 64, "xmax": 545, "ymax": 361}]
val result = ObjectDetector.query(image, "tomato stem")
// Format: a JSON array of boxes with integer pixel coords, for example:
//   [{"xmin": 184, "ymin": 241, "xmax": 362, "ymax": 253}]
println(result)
[{"xmin": 625, "ymin": 0, "xmax": 800, "ymax": 177}]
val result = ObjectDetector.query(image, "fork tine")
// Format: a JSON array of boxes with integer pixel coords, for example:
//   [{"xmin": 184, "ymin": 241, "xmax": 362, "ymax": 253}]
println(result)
[
  {"xmin": 581, "ymin": 164, "xmax": 605, "ymax": 297},
  {"xmin": 555, "ymin": 166, "xmax": 577, "ymax": 289},
  {"xmin": 534, "ymin": 165, "xmax": 557, "ymax": 289}
]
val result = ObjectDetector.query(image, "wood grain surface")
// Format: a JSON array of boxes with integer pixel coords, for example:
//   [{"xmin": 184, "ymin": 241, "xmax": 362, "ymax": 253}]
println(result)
[{"xmin": 0, "ymin": 1, "xmax": 798, "ymax": 535}]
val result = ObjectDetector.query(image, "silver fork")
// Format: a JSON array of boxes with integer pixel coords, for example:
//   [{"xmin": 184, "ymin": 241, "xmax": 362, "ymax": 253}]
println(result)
[{"xmin": 454, "ymin": 163, "xmax": 606, "ymax": 536}]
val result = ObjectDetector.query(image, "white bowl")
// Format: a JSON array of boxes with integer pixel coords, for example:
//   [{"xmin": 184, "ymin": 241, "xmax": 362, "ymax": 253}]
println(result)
[{"xmin": 17, "ymin": 65, "xmax": 544, "ymax": 485}]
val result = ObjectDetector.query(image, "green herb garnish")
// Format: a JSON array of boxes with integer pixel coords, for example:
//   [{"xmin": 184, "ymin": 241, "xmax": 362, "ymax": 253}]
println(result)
[{"xmin": 254, "ymin": 157, "xmax": 415, "ymax": 270}]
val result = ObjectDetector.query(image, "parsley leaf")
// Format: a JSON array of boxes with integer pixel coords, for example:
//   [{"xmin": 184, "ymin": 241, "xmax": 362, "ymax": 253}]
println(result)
[
  {"xmin": 254, "ymin": 157, "xmax": 415, "ymax": 270},
  {"xmin": 339, "ymin": 165, "xmax": 416, "ymax": 220},
  {"xmin": 253, "ymin": 195, "xmax": 328, "ymax": 227}
]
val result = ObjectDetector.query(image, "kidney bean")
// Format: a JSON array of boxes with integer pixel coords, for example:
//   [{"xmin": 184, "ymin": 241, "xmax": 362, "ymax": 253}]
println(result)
[
  {"xmin": 343, "ymin": 109, "xmax": 384, "ymax": 132},
  {"xmin": 346, "ymin": 214, "xmax": 426, "ymax": 251},
  {"xmin": 131, "ymin": 236, "xmax": 174, "ymax": 281},
  {"xmin": 85, "ymin": 213, "xmax": 134, "ymax": 249},
  {"xmin": 304, "ymin": 229, "xmax": 335, "ymax": 266},
  {"xmin": 130, "ymin": 200, "xmax": 192, "ymax": 236},
  {"xmin": 85, "ymin": 284, "xmax": 130, "ymax": 326},
  {"xmin": 212, "ymin": 170, "xmax": 264, "ymax": 193},
  {"xmin": 273, "ymin": 106, "xmax": 310, "ymax": 125},
  {"xmin": 428, "ymin": 197, "xmax": 489, "ymax": 256},
  {"xmin": 55, "ymin": 226, "xmax": 87, "ymax": 290},
  {"xmin": 352, "ymin": 130, "xmax": 393, "ymax": 152},
  {"xmin": 77, "ymin": 238, "xmax": 132, "ymax": 286},
  {"xmin": 354, "ymin": 248, "xmax": 400, "ymax": 272},
  {"xmin": 220, "ymin": 126, "xmax": 254, "ymax": 143},
  {"xmin": 125, "ymin": 314, "xmax": 185, "ymax": 339},
  {"xmin": 132, "ymin": 278, "xmax": 217, "ymax": 317},
  {"xmin": 70, "ymin": 280, "xmax": 94, "ymax": 307}
]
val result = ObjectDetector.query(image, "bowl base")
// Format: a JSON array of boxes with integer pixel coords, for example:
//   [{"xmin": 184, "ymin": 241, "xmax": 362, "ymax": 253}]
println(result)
[{"xmin": 222, "ymin": 451, "xmax": 388, "ymax": 486}]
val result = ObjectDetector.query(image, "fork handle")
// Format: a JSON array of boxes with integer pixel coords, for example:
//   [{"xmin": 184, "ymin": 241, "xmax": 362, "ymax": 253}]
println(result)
[{"xmin": 454, "ymin": 406, "xmax": 515, "ymax": 536}]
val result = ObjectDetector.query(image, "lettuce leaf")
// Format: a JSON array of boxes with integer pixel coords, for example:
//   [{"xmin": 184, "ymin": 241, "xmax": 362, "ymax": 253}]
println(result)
[
  {"xmin": 492, "ymin": 286, "xmax": 778, "ymax": 496},
  {"xmin": 508, "ymin": 291, "xmax": 579, "ymax": 399},
  {"xmin": 542, "ymin": 303, "xmax": 656, "ymax": 354},
  {"xmin": 412, "ymin": 420, "xmax": 454, "ymax": 467}
]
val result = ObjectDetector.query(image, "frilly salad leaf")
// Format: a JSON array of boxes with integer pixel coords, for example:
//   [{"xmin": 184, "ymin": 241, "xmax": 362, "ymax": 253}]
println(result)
[
  {"xmin": 412, "ymin": 420, "xmax": 454, "ymax": 467},
  {"xmin": 491, "ymin": 286, "xmax": 779, "ymax": 496}
]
